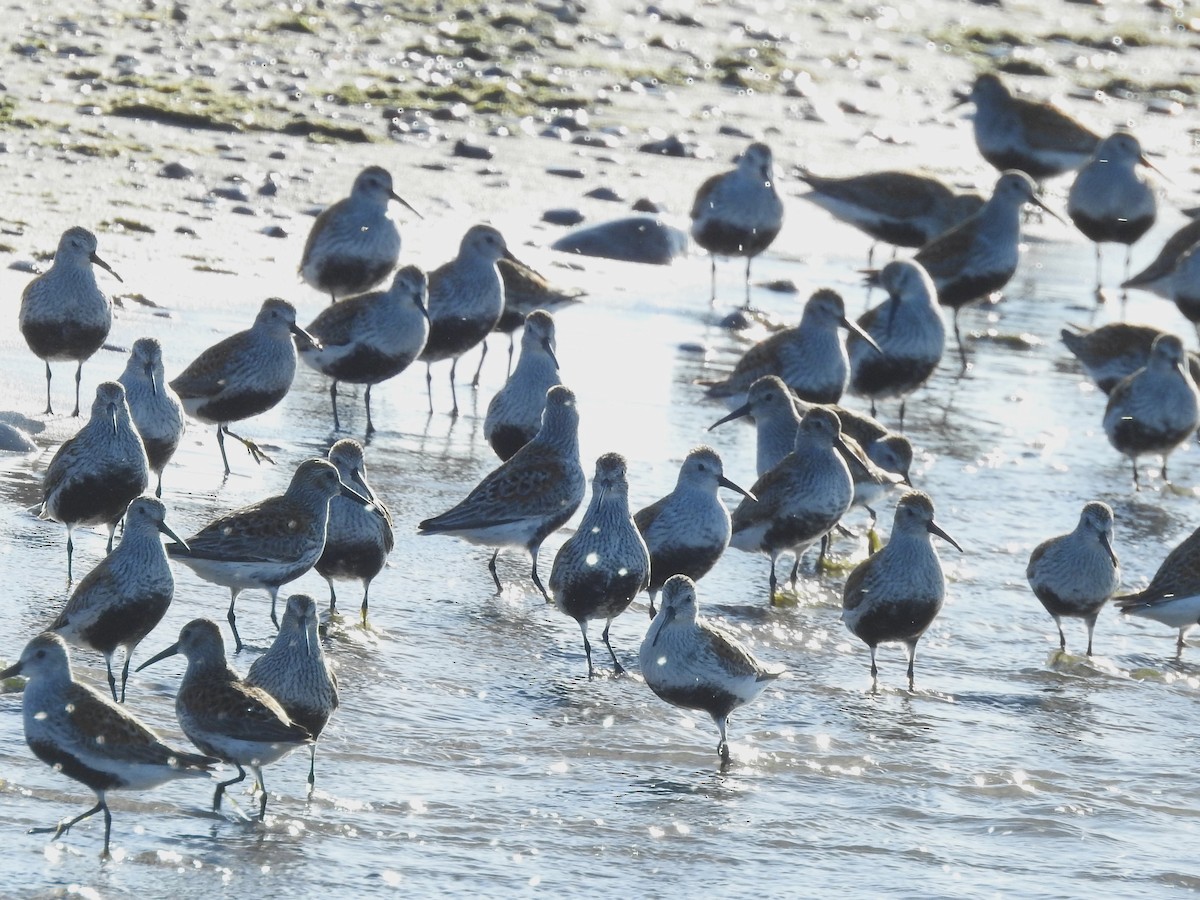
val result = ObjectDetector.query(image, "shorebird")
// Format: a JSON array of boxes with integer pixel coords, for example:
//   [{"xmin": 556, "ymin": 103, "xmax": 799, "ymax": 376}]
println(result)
[
  {"xmin": 1061, "ymin": 322, "xmax": 1200, "ymax": 395},
  {"xmin": 484, "ymin": 309, "xmax": 561, "ymax": 461},
  {"xmin": 138, "ymin": 619, "xmax": 312, "ymax": 820},
  {"xmin": 245, "ymin": 594, "xmax": 338, "ymax": 788},
  {"xmin": 418, "ymin": 384, "xmax": 585, "ymax": 600},
  {"xmin": 1114, "ymin": 525, "xmax": 1200, "ymax": 654},
  {"xmin": 1121, "ymin": 217, "xmax": 1200, "ymax": 300},
  {"xmin": 954, "ymin": 72, "xmax": 1099, "ymax": 182},
  {"xmin": 315, "ymin": 439, "xmax": 394, "ymax": 625},
  {"xmin": 701, "ymin": 288, "xmax": 881, "ymax": 407},
  {"xmin": 640, "ymin": 575, "xmax": 784, "ymax": 765},
  {"xmin": 841, "ymin": 491, "xmax": 962, "ymax": 689},
  {"xmin": 1068, "ymin": 130, "xmax": 1160, "ymax": 294},
  {"xmin": 910, "ymin": 170, "xmax": 1061, "ymax": 371},
  {"xmin": 729, "ymin": 406, "xmax": 854, "ymax": 603},
  {"xmin": 634, "ymin": 446, "xmax": 753, "ymax": 617},
  {"xmin": 50, "ymin": 496, "xmax": 188, "ymax": 702},
  {"xmin": 1165, "ymin": 242, "xmax": 1200, "ymax": 327},
  {"xmin": 167, "ymin": 458, "xmax": 370, "ymax": 651},
  {"xmin": 118, "ymin": 337, "xmax": 186, "ymax": 498},
  {"xmin": 1102, "ymin": 334, "xmax": 1200, "ymax": 489},
  {"xmin": 299, "ymin": 165, "xmax": 421, "ymax": 304},
  {"xmin": 549, "ymin": 453, "xmax": 650, "ymax": 678},
  {"xmin": 19, "ymin": 226, "xmax": 121, "ymax": 417},
  {"xmin": 40, "ymin": 381, "xmax": 150, "ymax": 581},
  {"xmin": 0, "ymin": 633, "xmax": 216, "ymax": 858},
  {"xmin": 492, "ymin": 257, "xmax": 583, "ymax": 377},
  {"xmin": 847, "ymin": 260, "xmax": 945, "ymax": 427},
  {"xmin": 300, "ymin": 265, "xmax": 430, "ymax": 434},
  {"xmin": 419, "ymin": 224, "xmax": 517, "ymax": 417},
  {"xmin": 690, "ymin": 141, "xmax": 784, "ymax": 307},
  {"xmin": 170, "ymin": 297, "xmax": 319, "ymax": 476},
  {"xmin": 1027, "ymin": 501, "xmax": 1120, "ymax": 656},
  {"xmin": 795, "ymin": 168, "xmax": 983, "ymax": 262}
]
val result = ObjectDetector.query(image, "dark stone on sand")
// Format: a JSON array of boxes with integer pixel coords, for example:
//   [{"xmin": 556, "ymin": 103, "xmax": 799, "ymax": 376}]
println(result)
[
  {"xmin": 550, "ymin": 111, "xmax": 590, "ymax": 131},
  {"xmin": 761, "ymin": 279, "xmax": 799, "ymax": 294},
  {"xmin": 9, "ymin": 260, "xmax": 39, "ymax": 274},
  {"xmin": 0, "ymin": 423, "xmax": 37, "ymax": 453},
  {"xmin": 453, "ymin": 138, "xmax": 495, "ymax": 160},
  {"xmin": 212, "ymin": 185, "xmax": 250, "ymax": 202},
  {"xmin": 231, "ymin": 206, "xmax": 256, "ymax": 216},
  {"xmin": 159, "ymin": 161, "xmax": 195, "ymax": 179},
  {"xmin": 638, "ymin": 134, "xmax": 707, "ymax": 158},
  {"xmin": 719, "ymin": 309, "xmax": 753, "ymax": 331},
  {"xmin": 585, "ymin": 186, "xmax": 624, "ymax": 202},
  {"xmin": 540, "ymin": 126, "xmax": 572, "ymax": 141},
  {"xmin": 431, "ymin": 103, "xmax": 471, "ymax": 122},
  {"xmin": 718, "ymin": 124, "xmax": 755, "ymax": 139},
  {"xmin": 547, "ymin": 166, "xmax": 586, "ymax": 179},
  {"xmin": 262, "ymin": 225, "xmax": 288, "ymax": 238},
  {"xmin": 632, "ymin": 197, "xmax": 666, "ymax": 213},
  {"xmin": 551, "ymin": 216, "xmax": 688, "ymax": 265},
  {"xmin": 543, "ymin": 208, "xmax": 585, "ymax": 226},
  {"xmin": 258, "ymin": 172, "xmax": 282, "ymax": 196},
  {"xmin": 572, "ymin": 132, "xmax": 621, "ymax": 148}
]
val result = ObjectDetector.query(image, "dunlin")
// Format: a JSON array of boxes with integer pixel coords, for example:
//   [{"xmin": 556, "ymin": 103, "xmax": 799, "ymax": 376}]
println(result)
[
  {"xmin": 841, "ymin": 490, "xmax": 962, "ymax": 689},
  {"xmin": 955, "ymin": 72, "xmax": 1099, "ymax": 182},
  {"xmin": 245, "ymin": 594, "xmax": 338, "ymax": 788},
  {"xmin": 484, "ymin": 309, "xmax": 561, "ymax": 461},
  {"xmin": 701, "ymin": 288, "xmax": 881, "ymax": 407},
  {"xmin": 795, "ymin": 167, "xmax": 983, "ymax": 261},
  {"xmin": 493, "ymin": 257, "xmax": 583, "ymax": 376},
  {"xmin": 315, "ymin": 439, "xmax": 394, "ymax": 624},
  {"xmin": 0, "ymin": 633, "xmax": 215, "ymax": 858},
  {"xmin": 1061, "ymin": 322, "xmax": 1200, "ymax": 395},
  {"xmin": 299, "ymin": 165, "xmax": 420, "ymax": 304},
  {"xmin": 729, "ymin": 406, "xmax": 854, "ymax": 602},
  {"xmin": 19, "ymin": 226, "xmax": 121, "ymax": 417},
  {"xmin": 170, "ymin": 297, "xmax": 319, "ymax": 476},
  {"xmin": 640, "ymin": 575, "xmax": 783, "ymax": 764},
  {"xmin": 634, "ymin": 446, "xmax": 753, "ymax": 617},
  {"xmin": 847, "ymin": 260, "xmax": 945, "ymax": 427},
  {"xmin": 1114, "ymin": 525, "xmax": 1200, "ymax": 653},
  {"xmin": 300, "ymin": 265, "xmax": 430, "ymax": 434},
  {"xmin": 419, "ymin": 224, "xmax": 515, "ymax": 417},
  {"xmin": 138, "ymin": 619, "xmax": 312, "ymax": 820},
  {"xmin": 911, "ymin": 170, "xmax": 1060, "ymax": 371},
  {"xmin": 1102, "ymin": 334, "xmax": 1200, "ymax": 489},
  {"xmin": 50, "ymin": 496, "xmax": 188, "ymax": 702},
  {"xmin": 1165, "ymin": 242, "xmax": 1200, "ymax": 327},
  {"xmin": 1067, "ymin": 131, "xmax": 1159, "ymax": 292},
  {"xmin": 1121, "ymin": 217, "xmax": 1200, "ymax": 300},
  {"xmin": 1026, "ymin": 501, "xmax": 1120, "ymax": 656},
  {"xmin": 167, "ymin": 458, "xmax": 370, "ymax": 651},
  {"xmin": 690, "ymin": 141, "xmax": 784, "ymax": 307},
  {"xmin": 40, "ymin": 381, "xmax": 150, "ymax": 581},
  {"xmin": 118, "ymin": 337, "xmax": 186, "ymax": 498},
  {"xmin": 418, "ymin": 384, "xmax": 585, "ymax": 600},
  {"xmin": 549, "ymin": 453, "xmax": 650, "ymax": 677}
]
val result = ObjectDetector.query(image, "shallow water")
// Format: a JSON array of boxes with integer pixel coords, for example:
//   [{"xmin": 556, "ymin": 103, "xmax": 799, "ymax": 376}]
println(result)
[{"xmin": 2, "ymin": 3, "xmax": 1200, "ymax": 894}]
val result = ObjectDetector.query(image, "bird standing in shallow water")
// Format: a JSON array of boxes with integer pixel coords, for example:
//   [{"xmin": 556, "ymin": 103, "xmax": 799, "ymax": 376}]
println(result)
[
  {"xmin": 1102, "ymin": 334, "xmax": 1200, "ymax": 490},
  {"xmin": 841, "ymin": 491, "xmax": 962, "ymax": 690},
  {"xmin": 118, "ymin": 337, "xmax": 186, "ymax": 498},
  {"xmin": 690, "ymin": 142, "xmax": 784, "ymax": 308},
  {"xmin": 1067, "ymin": 130, "xmax": 1160, "ymax": 295},
  {"xmin": 640, "ymin": 575, "xmax": 784, "ymax": 765},
  {"xmin": 1027, "ymin": 501, "xmax": 1120, "ymax": 657},
  {"xmin": 1, "ymin": 633, "xmax": 216, "ymax": 858},
  {"xmin": 50, "ymin": 496, "xmax": 188, "ymax": 703},
  {"xmin": 19, "ymin": 226, "xmax": 121, "ymax": 418},
  {"xmin": 315, "ymin": 439, "xmax": 394, "ymax": 625},
  {"xmin": 549, "ymin": 453, "xmax": 650, "ymax": 678},
  {"xmin": 40, "ymin": 381, "xmax": 150, "ymax": 582},
  {"xmin": 418, "ymin": 384, "xmax": 585, "ymax": 600},
  {"xmin": 138, "ymin": 619, "xmax": 312, "ymax": 821},
  {"xmin": 634, "ymin": 446, "xmax": 753, "ymax": 616},
  {"xmin": 167, "ymin": 458, "xmax": 370, "ymax": 651},
  {"xmin": 300, "ymin": 265, "xmax": 430, "ymax": 434},
  {"xmin": 170, "ymin": 297, "xmax": 320, "ymax": 476},
  {"xmin": 245, "ymin": 594, "xmax": 338, "ymax": 789},
  {"xmin": 299, "ymin": 165, "xmax": 421, "ymax": 304},
  {"xmin": 1114, "ymin": 525, "xmax": 1200, "ymax": 655},
  {"xmin": 484, "ymin": 309, "xmax": 562, "ymax": 461}
]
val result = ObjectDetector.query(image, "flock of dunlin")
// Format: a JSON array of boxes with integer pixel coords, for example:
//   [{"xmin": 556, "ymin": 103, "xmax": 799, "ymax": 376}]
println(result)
[{"xmin": 4, "ymin": 67, "xmax": 1200, "ymax": 859}]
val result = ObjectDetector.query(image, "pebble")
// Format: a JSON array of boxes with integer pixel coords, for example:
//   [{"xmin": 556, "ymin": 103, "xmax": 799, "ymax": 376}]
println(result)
[
  {"xmin": 453, "ymin": 138, "xmax": 495, "ymax": 160},
  {"xmin": 543, "ymin": 208, "xmax": 585, "ymax": 226},
  {"xmin": 159, "ymin": 161, "xmax": 195, "ymax": 179},
  {"xmin": 547, "ymin": 167, "xmax": 587, "ymax": 179}
]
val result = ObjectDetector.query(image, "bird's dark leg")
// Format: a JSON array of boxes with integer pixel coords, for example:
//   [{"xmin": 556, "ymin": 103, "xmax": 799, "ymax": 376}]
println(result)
[
  {"xmin": 471, "ymin": 338, "xmax": 488, "ymax": 387},
  {"xmin": 216, "ymin": 424, "xmax": 232, "ymax": 476},
  {"xmin": 743, "ymin": 256, "xmax": 753, "ymax": 309},
  {"xmin": 648, "ymin": 589, "xmax": 659, "ymax": 620},
  {"xmin": 708, "ymin": 255, "xmax": 717, "ymax": 306},
  {"xmin": 72, "ymin": 361, "xmax": 83, "ymax": 418},
  {"xmin": 953, "ymin": 308, "xmax": 968, "ymax": 373},
  {"xmin": 506, "ymin": 333, "xmax": 516, "ymax": 377},
  {"xmin": 530, "ymin": 550, "xmax": 551, "ymax": 603},
  {"xmin": 327, "ymin": 578, "xmax": 338, "ymax": 615},
  {"xmin": 364, "ymin": 384, "xmax": 375, "ymax": 435},
  {"xmin": 905, "ymin": 640, "xmax": 917, "ymax": 691},
  {"xmin": 869, "ymin": 645, "xmax": 879, "ymax": 683},
  {"xmin": 425, "ymin": 363, "xmax": 435, "ymax": 415},
  {"xmin": 488, "ymin": 549, "xmax": 503, "ymax": 595},
  {"xmin": 899, "ymin": 399, "xmax": 907, "ymax": 432},
  {"xmin": 360, "ymin": 582, "xmax": 370, "ymax": 626},
  {"xmin": 43, "ymin": 362, "xmax": 53, "ymax": 415},
  {"xmin": 716, "ymin": 716, "xmax": 731, "ymax": 767},
  {"xmin": 601, "ymin": 619, "xmax": 625, "ymax": 676},
  {"xmin": 222, "ymin": 426, "xmax": 275, "ymax": 466},
  {"xmin": 307, "ymin": 745, "xmax": 317, "ymax": 791},
  {"xmin": 227, "ymin": 588, "xmax": 244, "ymax": 652},
  {"xmin": 255, "ymin": 767, "xmax": 268, "ymax": 820},
  {"xmin": 1056, "ymin": 620, "xmax": 1066, "ymax": 653},
  {"xmin": 1084, "ymin": 615, "xmax": 1097, "ymax": 657},
  {"xmin": 579, "ymin": 621, "xmax": 595, "ymax": 679},
  {"xmin": 66, "ymin": 532, "xmax": 75, "ymax": 583},
  {"xmin": 105, "ymin": 658, "xmax": 119, "ymax": 703},
  {"xmin": 269, "ymin": 587, "xmax": 280, "ymax": 630},
  {"xmin": 213, "ymin": 764, "xmax": 247, "ymax": 813},
  {"xmin": 448, "ymin": 358, "xmax": 460, "ymax": 418},
  {"xmin": 31, "ymin": 797, "xmax": 110, "ymax": 857},
  {"xmin": 155, "ymin": 469, "xmax": 164, "ymax": 499},
  {"xmin": 330, "ymin": 380, "xmax": 341, "ymax": 432}
]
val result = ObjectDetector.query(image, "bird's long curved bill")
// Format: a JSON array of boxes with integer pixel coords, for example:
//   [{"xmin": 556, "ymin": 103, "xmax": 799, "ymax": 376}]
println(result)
[
  {"xmin": 290, "ymin": 322, "xmax": 323, "ymax": 352},
  {"xmin": 718, "ymin": 474, "xmax": 755, "ymax": 502},
  {"xmin": 1100, "ymin": 531, "xmax": 1118, "ymax": 568},
  {"xmin": 145, "ymin": 362, "xmax": 158, "ymax": 397},
  {"xmin": 928, "ymin": 520, "xmax": 963, "ymax": 553},
  {"xmin": 157, "ymin": 520, "xmax": 189, "ymax": 553},
  {"xmin": 389, "ymin": 190, "xmax": 424, "ymax": 220},
  {"xmin": 1028, "ymin": 194, "xmax": 1067, "ymax": 227},
  {"xmin": 651, "ymin": 605, "xmax": 676, "ymax": 646},
  {"xmin": 0, "ymin": 660, "xmax": 23, "ymax": 679},
  {"xmin": 108, "ymin": 402, "xmax": 118, "ymax": 435},
  {"xmin": 841, "ymin": 316, "xmax": 882, "ymax": 355},
  {"xmin": 90, "ymin": 252, "xmax": 124, "ymax": 283},
  {"xmin": 135, "ymin": 641, "xmax": 180, "ymax": 672},
  {"xmin": 340, "ymin": 480, "xmax": 371, "ymax": 505},
  {"xmin": 708, "ymin": 402, "xmax": 752, "ymax": 431}
]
